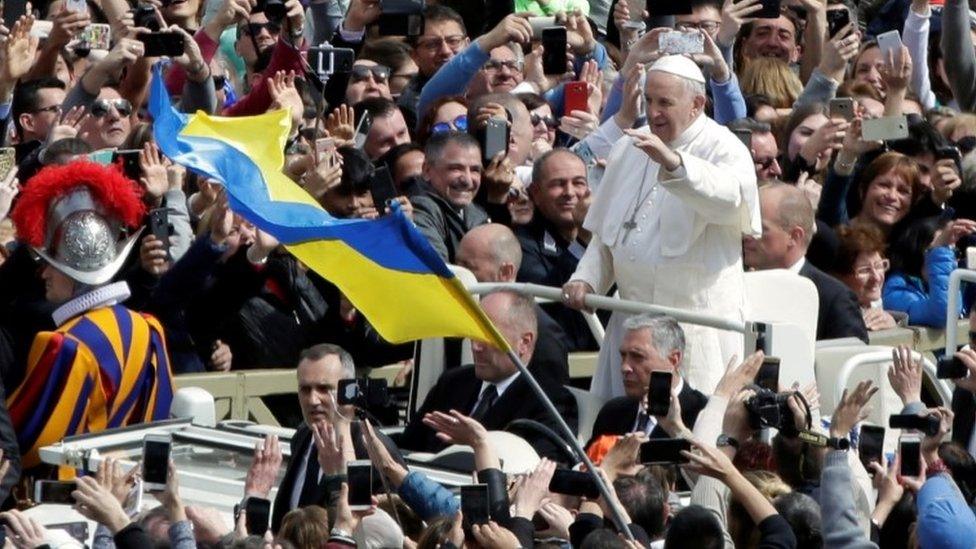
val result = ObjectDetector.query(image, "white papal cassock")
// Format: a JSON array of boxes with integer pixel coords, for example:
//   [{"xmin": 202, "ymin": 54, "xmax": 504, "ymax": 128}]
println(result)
[{"xmin": 572, "ymin": 112, "xmax": 761, "ymax": 399}]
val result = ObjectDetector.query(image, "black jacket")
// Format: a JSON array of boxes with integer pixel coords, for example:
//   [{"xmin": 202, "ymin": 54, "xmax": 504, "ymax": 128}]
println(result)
[
  {"xmin": 516, "ymin": 213, "xmax": 597, "ymax": 351},
  {"xmin": 410, "ymin": 187, "xmax": 490, "ymax": 264},
  {"xmin": 271, "ymin": 422, "xmax": 404, "ymax": 533},
  {"xmin": 952, "ymin": 386, "xmax": 976, "ymax": 450},
  {"xmin": 799, "ymin": 261, "xmax": 869, "ymax": 343},
  {"xmin": 399, "ymin": 365, "xmax": 578, "ymax": 461},
  {"xmin": 585, "ymin": 383, "xmax": 709, "ymax": 449},
  {"xmin": 530, "ymin": 304, "xmax": 570, "ymax": 386}
]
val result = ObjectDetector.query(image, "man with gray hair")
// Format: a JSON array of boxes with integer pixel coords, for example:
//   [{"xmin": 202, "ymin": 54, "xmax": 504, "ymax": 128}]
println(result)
[
  {"xmin": 563, "ymin": 55, "xmax": 761, "ymax": 397},
  {"xmin": 743, "ymin": 183, "xmax": 867, "ymax": 342},
  {"xmin": 585, "ymin": 315, "xmax": 708, "ymax": 449}
]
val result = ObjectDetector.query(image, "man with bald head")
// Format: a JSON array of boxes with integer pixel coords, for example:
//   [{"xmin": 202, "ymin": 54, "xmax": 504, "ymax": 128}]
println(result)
[
  {"xmin": 399, "ymin": 289, "xmax": 578, "ymax": 460},
  {"xmin": 563, "ymin": 55, "xmax": 761, "ymax": 397},
  {"xmin": 743, "ymin": 183, "xmax": 867, "ymax": 342},
  {"xmin": 457, "ymin": 224, "xmax": 570, "ymax": 384}
]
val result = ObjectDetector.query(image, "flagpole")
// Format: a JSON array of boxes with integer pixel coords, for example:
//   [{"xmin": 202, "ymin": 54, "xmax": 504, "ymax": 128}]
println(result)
[{"xmin": 505, "ymin": 349, "xmax": 635, "ymax": 541}]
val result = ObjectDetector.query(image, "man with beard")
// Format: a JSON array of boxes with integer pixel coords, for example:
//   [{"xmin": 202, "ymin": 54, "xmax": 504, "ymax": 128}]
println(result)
[{"xmin": 411, "ymin": 131, "xmax": 488, "ymax": 263}]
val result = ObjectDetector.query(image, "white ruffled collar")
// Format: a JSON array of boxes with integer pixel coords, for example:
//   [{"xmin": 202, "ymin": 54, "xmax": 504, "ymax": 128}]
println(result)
[{"xmin": 52, "ymin": 281, "xmax": 131, "ymax": 327}]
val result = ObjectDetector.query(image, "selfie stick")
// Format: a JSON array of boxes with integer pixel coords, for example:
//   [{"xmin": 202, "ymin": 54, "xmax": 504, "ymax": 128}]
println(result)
[{"xmin": 504, "ymin": 349, "xmax": 635, "ymax": 541}]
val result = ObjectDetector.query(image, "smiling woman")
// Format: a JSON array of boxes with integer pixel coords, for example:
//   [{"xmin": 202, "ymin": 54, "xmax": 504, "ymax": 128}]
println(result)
[{"xmin": 852, "ymin": 152, "xmax": 924, "ymax": 234}]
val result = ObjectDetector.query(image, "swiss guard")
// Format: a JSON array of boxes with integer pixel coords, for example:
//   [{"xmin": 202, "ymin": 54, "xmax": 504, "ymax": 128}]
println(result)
[{"xmin": 7, "ymin": 161, "xmax": 174, "ymax": 468}]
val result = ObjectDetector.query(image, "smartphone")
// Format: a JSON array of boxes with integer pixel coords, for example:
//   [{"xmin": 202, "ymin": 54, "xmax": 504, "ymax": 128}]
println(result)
[
  {"xmin": 936, "ymin": 145, "xmax": 963, "ymax": 174},
  {"xmin": 482, "ymin": 117, "xmax": 509, "ymax": 163},
  {"xmin": 132, "ymin": 4, "xmax": 162, "ymax": 32},
  {"xmin": 29, "ymin": 19, "xmax": 52, "ymax": 38},
  {"xmin": 899, "ymin": 434, "xmax": 922, "ymax": 477},
  {"xmin": 48, "ymin": 522, "xmax": 89, "ymax": 544},
  {"xmin": 573, "ymin": 141, "xmax": 596, "ymax": 165},
  {"xmin": 564, "ymin": 81, "xmax": 588, "ymax": 115},
  {"xmin": 625, "ymin": 0, "xmax": 646, "ymax": 28},
  {"xmin": 937, "ymin": 355, "xmax": 968, "ymax": 379},
  {"xmin": 542, "ymin": 27, "xmax": 567, "ymax": 76},
  {"xmin": 0, "ymin": 148, "xmax": 15, "ymax": 177},
  {"xmin": 658, "ymin": 31, "xmax": 704, "ymax": 55},
  {"xmin": 377, "ymin": 0, "xmax": 423, "ymax": 36},
  {"xmin": 858, "ymin": 424, "xmax": 885, "ymax": 472},
  {"xmin": 639, "ymin": 438, "xmax": 691, "ymax": 464},
  {"xmin": 142, "ymin": 433, "xmax": 171, "ymax": 491},
  {"xmin": 315, "ymin": 137, "xmax": 335, "ymax": 162},
  {"xmin": 353, "ymin": 112, "xmax": 373, "ymax": 150},
  {"xmin": 861, "ymin": 115, "xmax": 909, "ymax": 141},
  {"xmin": 733, "ymin": 128, "xmax": 752, "ymax": 148},
  {"xmin": 647, "ymin": 371, "xmax": 672, "ymax": 417},
  {"xmin": 112, "ymin": 149, "xmax": 142, "ymax": 181},
  {"xmin": 308, "ymin": 47, "xmax": 355, "ymax": 77},
  {"xmin": 2, "ymin": 0, "xmax": 28, "ymax": 29},
  {"xmin": 77, "ymin": 23, "xmax": 111, "ymax": 51},
  {"xmin": 149, "ymin": 208, "xmax": 171, "ymax": 260},
  {"xmin": 347, "ymin": 460, "xmax": 373, "ymax": 511},
  {"xmin": 337, "ymin": 378, "xmax": 360, "ymax": 405},
  {"xmin": 651, "ymin": 0, "xmax": 692, "ymax": 15},
  {"xmin": 65, "ymin": 0, "xmax": 88, "ymax": 13},
  {"xmin": 369, "ymin": 166, "xmax": 398, "ymax": 212},
  {"xmin": 138, "ymin": 32, "xmax": 185, "ymax": 57},
  {"xmin": 757, "ymin": 0, "xmax": 782, "ymax": 19},
  {"xmin": 548, "ymin": 469, "xmax": 599, "ymax": 498},
  {"xmin": 460, "ymin": 484, "xmax": 490, "ymax": 527},
  {"xmin": 34, "ymin": 480, "xmax": 77, "ymax": 504},
  {"xmin": 243, "ymin": 496, "xmax": 271, "ymax": 536},
  {"xmin": 529, "ymin": 16, "xmax": 558, "ymax": 39},
  {"xmin": 755, "ymin": 357, "xmax": 780, "ymax": 392},
  {"xmin": 826, "ymin": 7, "xmax": 850, "ymax": 38},
  {"xmin": 876, "ymin": 30, "xmax": 902, "ymax": 65},
  {"xmin": 829, "ymin": 97, "xmax": 855, "ymax": 121},
  {"xmin": 889, "ymin": 413, "xmax": 940, "ymax": 436}
]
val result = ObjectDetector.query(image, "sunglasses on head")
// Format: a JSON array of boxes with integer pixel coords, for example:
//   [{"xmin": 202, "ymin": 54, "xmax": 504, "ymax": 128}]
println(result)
[
  {"xmin": 431, "ymin": 115, "xmax": 468, "ymax": 135},
  {"xmin": 350, "ymin": 64, "xmax": 390, "ymax": 83},
  {"xmin": 91, "ymin": 98, "xmax": 133, "ymax": 118},
  {"xmin": 245, "ymin": 22, "xmax": 281, "ymax": 37}
]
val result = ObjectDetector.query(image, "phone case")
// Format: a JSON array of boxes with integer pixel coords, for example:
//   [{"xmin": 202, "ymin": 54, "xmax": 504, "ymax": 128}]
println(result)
[{"xmin": 564, "ymin": 82, "xmax": 588, "ymax": 114}]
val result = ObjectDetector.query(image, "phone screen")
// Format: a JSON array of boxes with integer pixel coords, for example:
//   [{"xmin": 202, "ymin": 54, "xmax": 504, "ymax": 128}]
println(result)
[
  {"xmin": 858, "ymin": 425, "xmax": 885, "ymax": 471},
  {"xmin": 900, "ymin": 438, "xmax": 921, "ymax": 477},
  {"xmin": 369, "ymin": 166, "xmax": 398, "ymax": 213},
  {"xmin": 548, "ymin": 469, "xmax": 599, "ymax": 498},
  {"xmin": 138, "ymin": 32, "xmax": 185, "ymax": 57},
  {"xmin": 36, "ymin": 481, "xmax": 77, "ymax": 504},
  {"xmin": 647, "ymin": 371, "xmax": 672, "ymax": 417},
  {"xmin": 826, "ymin": 8, "xmax": 850, "ymax": 38},
  {"xmin": 542, "ymin": 27, "xmax": 567, "ymax": 75},
  {"xmin": 755, "ymin": 357, "xmax": 780, "ymax": 392},
  {"xmin": 142, "ymin": 437, "xmax": 171, "ymax": 487},
  {"xmin": 347, "ymin": 462, "xmax": 373, "ymax": 508},
  {"xmin": 639, "ymin": 438, "xmax": 691, "ymax": 464},
  {"xmin": 244, "ymin": 497, "xmax": 271, "ymax": 536},
  {"xmin": 460, "ymin": 484, "xmax": 490, "ymax": 526}
]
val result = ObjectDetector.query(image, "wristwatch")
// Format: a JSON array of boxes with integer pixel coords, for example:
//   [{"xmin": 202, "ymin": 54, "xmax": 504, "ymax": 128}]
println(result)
[
  {"xmin": 716, "ymin": 434, "xmax": 740, "ymax": 449},
  {"xmin": 826, "ymin": 437, "xmax": 851, "ymax": 450}
]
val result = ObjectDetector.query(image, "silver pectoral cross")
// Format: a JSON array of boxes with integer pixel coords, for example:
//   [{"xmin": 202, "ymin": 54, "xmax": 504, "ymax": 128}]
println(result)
[{"xmin": 621, "ymin": 219, "xmax": 639, "ymax": 244}]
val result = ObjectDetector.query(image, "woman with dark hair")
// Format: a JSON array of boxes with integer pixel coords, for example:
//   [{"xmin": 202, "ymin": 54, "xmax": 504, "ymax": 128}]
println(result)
[
  {"xmin": 831, "ymin": 224, "xmax": 903, "ymax": 330},
  {"xmin": 415, "ymin": 95, "xmax": 468, "ymax": 145},
  {"xmin": 779, "ymin": 102, "xmax": 843, "ymax": 182},
  {"xmin": 883, "ymin": 215, "xmax": 974, "ymax": 327}
]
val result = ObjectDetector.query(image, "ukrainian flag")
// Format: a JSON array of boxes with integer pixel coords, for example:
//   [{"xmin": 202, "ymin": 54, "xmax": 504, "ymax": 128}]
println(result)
[{"xmin": 148, "ymin": 69, "xmax": 508, "ymax": 349}]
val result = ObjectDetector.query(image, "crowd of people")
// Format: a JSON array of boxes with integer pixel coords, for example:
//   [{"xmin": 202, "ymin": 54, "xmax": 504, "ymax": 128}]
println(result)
[{"xmin": 0, "ymin": 0, "xmax": 971, "ymax": 546}]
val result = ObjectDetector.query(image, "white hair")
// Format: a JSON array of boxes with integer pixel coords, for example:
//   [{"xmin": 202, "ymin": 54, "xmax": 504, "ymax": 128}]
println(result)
[{"xmin": 621, "ymin": 314, "xmax": 685, "ymax": 363}]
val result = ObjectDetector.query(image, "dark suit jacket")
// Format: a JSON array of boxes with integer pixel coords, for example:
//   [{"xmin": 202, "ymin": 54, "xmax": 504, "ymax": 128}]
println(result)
[
  {"xmin": 531, "ymin": 305, "xmax": 570, "ymax": 386},
  {"xmin": 799, "ymin": 261, "xmax": 869, "ymax": 343},
  {"xmin": 585, "ymin": 383, "xmax": 709, "ymax": 450},
  {"xmin": 953, "ymin": 386, "xmax": 976, "ymax": 450},
  {"xmin": 271, "ymin": 422, "xmax": 404, "ymax": 533},
  {"xmin": 399, "ymin": 365, "xmax": 578, "ymax": 461},
  {"xmin": 410, "ymin": 188, "xmax": 490, "ymax": 264}
]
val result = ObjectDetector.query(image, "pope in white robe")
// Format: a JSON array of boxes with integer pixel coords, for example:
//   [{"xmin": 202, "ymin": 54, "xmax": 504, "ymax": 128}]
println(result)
[{"xmin": 562, "ymin": 55, "xmax": 762, "ymax": 398}]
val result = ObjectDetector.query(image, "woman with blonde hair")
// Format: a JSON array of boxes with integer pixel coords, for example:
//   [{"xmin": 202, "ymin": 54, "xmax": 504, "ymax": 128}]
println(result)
[{"xmin": 738, "ymin": 57, "xmax": 804, "ymax": 109}]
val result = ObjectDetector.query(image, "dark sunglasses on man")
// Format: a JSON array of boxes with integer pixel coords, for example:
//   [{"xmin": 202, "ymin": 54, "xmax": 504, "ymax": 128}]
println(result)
[
  {"xmin": 350, "ymin": 64, "xmax": 391, "ymax": 83},
  {"xmin": 91, "ymin": 99, "xmax": 133, "ymax": 118},
  {"xmin": 246, "ymin": 22, "xmax": 281, "ymax": 37}
]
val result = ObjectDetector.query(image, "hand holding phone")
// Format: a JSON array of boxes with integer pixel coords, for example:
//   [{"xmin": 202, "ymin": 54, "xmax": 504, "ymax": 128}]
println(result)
[
  {"xmin": 646, "ymin": 371, "xmax": 672, "ymax": 417},
  {"xmin": 346, "ymin": 460, "xmax": 373, "ymax": 511}
]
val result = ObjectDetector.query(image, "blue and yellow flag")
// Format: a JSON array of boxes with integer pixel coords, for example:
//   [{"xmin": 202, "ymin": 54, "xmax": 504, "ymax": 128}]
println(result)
[{"xmin": 148, "ymin": 70, "xmax": 508, "ymax": 350}]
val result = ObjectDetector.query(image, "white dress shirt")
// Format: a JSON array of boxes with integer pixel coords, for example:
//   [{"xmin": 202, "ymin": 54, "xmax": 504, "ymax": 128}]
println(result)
[{"xmin": 470, "ymin": 371, "xmax": 521, "ymax": 416}]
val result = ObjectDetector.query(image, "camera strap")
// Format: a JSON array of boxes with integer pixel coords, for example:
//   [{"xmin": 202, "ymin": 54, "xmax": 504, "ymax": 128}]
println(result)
[{"xmin": 797, "ymin": 430, "xmax": 828, "ymax": 447}]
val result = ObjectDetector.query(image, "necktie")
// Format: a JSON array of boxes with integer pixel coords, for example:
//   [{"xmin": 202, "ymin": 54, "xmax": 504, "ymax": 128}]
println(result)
[
  {"xmin": 471, "ymin": 385, "xmax": 498, "ymax": 422},
  {"xmin": 635, "ymin": 411, "xmax": 650, "ymax": 434},
  {"xmin": 298, "ymin": 446, "xmax": 321, "ymax": 506}
]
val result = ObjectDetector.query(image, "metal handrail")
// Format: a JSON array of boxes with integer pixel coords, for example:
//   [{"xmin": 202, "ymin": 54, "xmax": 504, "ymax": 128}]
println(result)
[
  {"xmin": 835, "ymin": 350, "xmax": 953, "ymax": 411},
  {"xmin": 467, "ymin": 282, "xmax": 748, "ymax": 333},
  {"xmin": 945, "ymin": 268, "xmax": 976, "ymax": 355}
]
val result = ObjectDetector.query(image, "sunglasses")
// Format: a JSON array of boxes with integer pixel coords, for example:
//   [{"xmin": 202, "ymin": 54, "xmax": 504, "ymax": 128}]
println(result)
[
  {"xmin": 431, "ymin": 115, "xmax": 468, "ymax": 135},
  {"xmin": 91, "ymin": 98, "xmax": 133, "ymax": 118},
  {"xmin": 530, "ymin": 114, "xmax": 558, "ymax": 128},
  {"xmin": 245, "ymin": 22, "xmax": 281, "ymax": 37},
  {"xmin": 754, "ymin": 157, "xmax": 779, "ymax": 170},
  {"xmin": 350, "ymin": 64, "xmax": 391, "ymax": 83}
]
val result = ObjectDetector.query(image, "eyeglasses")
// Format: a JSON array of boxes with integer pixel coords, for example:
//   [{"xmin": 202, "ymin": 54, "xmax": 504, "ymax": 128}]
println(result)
[
  {"xmin": 245, "ymin": 22, "xmax": 281, "ymax": 37},
  {"xmin": 676, "ymin": 21, "xmax": 720, "ymax": 33},
  {"xmin": 31, "ymin": 105, "xmax": 61, "ymax": 115},
  {"xmin": 91, "ymin": 98, "xmax": 133, "ymax": 118},
  {"xmin": 483, "ymin": 59, "xmax": 522, "ymax": 73},
  {"xmin": 530, "ymin": 114, "xmax": 558, "ymax": 128},
  {"xmin": 431, "ymin": 115, "xmax": 468, "ymax": 134},
  {"xmin": 350, "ymin": 64, "xmax": 391, "ymax": 83},
  {"xmin": 853, "ymin": 259, "xmax": 890, "ymax": 278},
  {"xmin": 416, "ymin": 34, "xmax": 466, "ymax": 51},
  {"xmin": 754, "ymin": 157, "xmax": 779, "ymax": 170}
]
